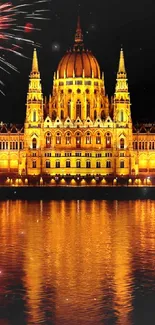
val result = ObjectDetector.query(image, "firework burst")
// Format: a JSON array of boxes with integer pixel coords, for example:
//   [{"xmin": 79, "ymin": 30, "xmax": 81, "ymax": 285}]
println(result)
[{"xmin": 0, "ymin": 0, "xmax": 50, "ymax": 95}]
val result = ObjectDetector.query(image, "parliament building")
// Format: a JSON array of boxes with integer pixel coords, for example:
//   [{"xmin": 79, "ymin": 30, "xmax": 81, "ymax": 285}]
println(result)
[{"xmin": 0, "ymin": 18, "xmax": 155, "ymax": 186}]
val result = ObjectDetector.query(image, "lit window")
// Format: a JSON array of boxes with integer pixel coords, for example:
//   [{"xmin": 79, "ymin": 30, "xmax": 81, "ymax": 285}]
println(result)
[
  {"xmin": 61, "ymin": 110, "xmax": 64, "ymax": 120},
  {"xmin": 106, "ymin": 133, "xmax": 111, "ymax": 148},
  {"xmin": 32, "ymin": 138, "xmax": 37, "ymax": 149},
  {"xmin": 120, "ymin": 111, "xmax": 124, "ymax": 122},
  {"xmin": 56, "ymin": 161, "xmax": 60, "ymax": 168},
  {"xmin": 32, "ymin": 161, "xmax": 36, "ymax": 168},
  {"xmin": 68, "ymin": 100, "xmax": 71, "ymax": 117},
  {"xmin": 120, "ymin": 160, "xmax": 124, "ymax": 168},
  {"xmin": 76, "ymin": 160, "xmax": 81, "ymax": 168},
  {"xmin": 76, "ymin": 134, "xmax": 81, "ymax": 146},
  {"xmin": 94, "ymin": 110, "xmax": 97, "ymax": 120},
  {"xmin": 86, "ymin": 132, "xmax": 91, "ymax": 144},
  {"xmin": 120, "ymin": 138, "xmax": 124, "ymax": 149},
  {"xmin": 46, "ymin": 160, "xmax": 51, "ymax": 168},
  {"xmin": 85, "ymin": 81, "xmax": 91, "ymax": 85},
  {"xmin": 46, "ymin": 133, "xmax": 51, "ymax": 148},
  {"xmin": 96, "ymin": 133, "xmax": 101, "ymax": 144},
  {"xmin": 106, "ymin": 160, "xmax": 111, "ymax": 168},
  {"xmin": 96, "ymin": 161, "xmax": 101, "ymax": 168},
  {"xmin": 86, "ymin": 160, "xmax": 91, "ymax": 168},
  {"xmin": 33, "ymin": 111, "xmax": 36, "ymax": 122},
  {"xmin": 66, "ymin": 160, "xmax": 71, "ymax": 168},
  {"xmin": 86, "ymin": 100, "xmax": 90, "ymax": 117},
  {"xmin": 66, "ymin": 81, "xmax": 73, "ymax": 85},
  {"xmin": 66, "ymin": 133, "xmax": 71, "ymax": 144},
  {"xmin": 76, "ymin": 100, "xmax": 81, "ymax": 118},
  {"xmin": 56, "ymin": 133, "xmax": 61, "ymax": 144},
  {"xmin": 75, "ymin": 81, "xmax": 82, "ymax": 85}
]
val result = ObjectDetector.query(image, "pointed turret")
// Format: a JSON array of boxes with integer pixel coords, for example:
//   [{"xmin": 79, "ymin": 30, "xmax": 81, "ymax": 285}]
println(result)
[
  {"xmin": 26, "ymin": 48, "xmax": 43, "ymax": 124},
  {"xmin": 118, "ymin": 48, "xmax": 126, "ymax": 76},
  {"xmin": 115, "ymin": 48, "xmax": 128, "ymax": 93},
  {"xmin": 113, "ymin": 48, "xmax": 131, "ymax": 123},
  {"xmin": 30, "ymin": 48, "xmax": 39, "ymax": 78},
  {"xmin": 74, "ymin": 16, "xmax": 84, "ymax": 49},
  {"xmin": 32, "ymin": 48, "xmax": 39, "ymax": 72}
]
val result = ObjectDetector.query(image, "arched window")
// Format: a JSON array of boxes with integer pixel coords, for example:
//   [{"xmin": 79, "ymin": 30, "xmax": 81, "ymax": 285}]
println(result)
[
  {"xmin": 96, "ymin": 161, "xmax": 101, "ymax": 168},
  {"xmin": 86, "ymin": 160, "xmax": 91, "ymax": 168},
  {"xmin": 61, "ymin": 110, "xmax": 64, "ymax": 120},
  {"xmin": 33, "ymin": 111, "xmax": 36, "ymax": 122},
  {"xmin": 46, "ymin": 160, "xmax": 50, "ymax": 168},
  {"xmin": 46, "ymin": 133, "xmax": 51, "ymax": 148},
  {"xmin": 106, "ymin": 160, "xmax": 111, "ymax": 168},
  {"xmin": 76, "ymin": 133, "xmax": 81, "ymax": 148},
  {"xmin": 106, "ymin": 133, "xmax": 111, "ymax": 148},
  {"xmin": 134, "ymin": 141, "xmax": 138, "ymax": 150},
  {"xmin": 56, "ymin": 133, "xmax": 61, "ymax": 144},
  {"xmin": 68, "ymin": 100, "xmax": 71, "ymax": 117},
  {"xmin": 86, "ymin": 100, "xmax": 90, "ymax": 117},
  {"xmin": 66, "ymin": 132, "xmax": 71, "ymax": 144},
  {"xmin": 94, "ymin": 110, "xmax": 97, "ymax": 120},
  {"xmin": 96, "ymin": 132, "xmax": 101, "ymax": 144},
  {"xmin": 101, "ymin": 110, "xmax": 105, "ymax": 120},
  {"xmin": 76, "ymin": 100, "xmax": 81, "ymax": 118},
  {"xmin": 120, "ymin": 160, "xmax": 124, "ymax": 168},
  {"xmin": 52, "ymin": 110, "xmax": 56, "ymax": 120},
  {"xmin": 120, "ymin": 138, "xmax": 124, "ymax": 149},
  {"xmin": 76, "ymin": 160, "xmax": 81, "ymax": 168},
  {"xmin": 120, "ymin": 111, "xmax": 124, "ymax": 122},
  {"xmin": 66, "ymin": 160, "xmax": 70, "ymax": 168},
  {"xmin": 56, "ymin": 160, "xmax": 60, "ymax": 168},
  {"xmin": 32, "ymin": 161, "xmax": 36, "ymax": 168},
  {"xmin": 86, "ymin": 132, "xmax": 91, "ymax": 144},
  {"xmin": 32, "ymin": 138, "xmax": 37, "ymax": 149}
]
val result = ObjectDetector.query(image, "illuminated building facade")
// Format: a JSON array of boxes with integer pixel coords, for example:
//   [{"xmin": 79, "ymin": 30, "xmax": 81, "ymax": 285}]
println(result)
[{"xmin": 0, "ymin": 18, "xmax": 154, "ymax": 185}]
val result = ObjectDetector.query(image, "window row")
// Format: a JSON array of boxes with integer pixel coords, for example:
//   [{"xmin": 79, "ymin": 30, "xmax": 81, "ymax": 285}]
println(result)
[
  {"xmin": 52, "ymin": 103, "xmax": 105, "ymax": 120},
  {"xmin": 32, "ymin": 160, "xmax": 125, "ymax": 169},
  {"xmin": 44, "ymin": 152, "xmax": 112, "ymax": 157},
  {"xmin": 59, "ymin": 81, "xmax": 98, "ymax": 86},
  {"xmin": 0, "ymin": 141, "xmax": 24, "ymax": 150},
  {"xmin": 133, "ymin": 141, "xmax": 155, "ymax": 150},
  {"xmin": 39, "ymin": 133, "xmax": 116, "ymax": 149}
]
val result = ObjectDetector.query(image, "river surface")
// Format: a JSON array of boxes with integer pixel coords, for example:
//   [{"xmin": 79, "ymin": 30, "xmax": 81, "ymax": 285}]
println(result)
[{"xmin": 0, "ymin": 200, "xmax": 155, "ymax": 325}]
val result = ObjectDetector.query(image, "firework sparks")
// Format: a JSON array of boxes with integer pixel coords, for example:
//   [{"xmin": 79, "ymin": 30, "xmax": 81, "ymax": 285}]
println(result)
[{"xmin": 0, "ymin": 0, "xmax": 50, "ymax": 95}]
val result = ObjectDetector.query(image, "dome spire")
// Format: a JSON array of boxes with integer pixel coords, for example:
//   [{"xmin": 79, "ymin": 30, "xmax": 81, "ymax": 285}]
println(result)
[{"xmin": 74, "ymin": 16, "xmax": 83, "ymax": 47}]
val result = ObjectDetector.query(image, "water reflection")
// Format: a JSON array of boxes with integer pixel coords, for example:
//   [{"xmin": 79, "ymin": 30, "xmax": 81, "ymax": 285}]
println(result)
[{"xmin": 0, "ymin": 200, "xmax": 155, "ymax": 324}]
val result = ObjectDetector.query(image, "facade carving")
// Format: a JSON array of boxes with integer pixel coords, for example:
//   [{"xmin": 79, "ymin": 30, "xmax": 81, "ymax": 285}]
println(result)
[{"xmin": 0, "ymin": 18, "xmax": 154, "ymax": 184}]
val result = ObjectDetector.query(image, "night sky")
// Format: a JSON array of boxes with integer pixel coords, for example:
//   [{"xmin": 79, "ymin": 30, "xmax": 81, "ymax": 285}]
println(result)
[{"xmin": 1, "ymin": 0, "xmax": 155, "ymax": 124}]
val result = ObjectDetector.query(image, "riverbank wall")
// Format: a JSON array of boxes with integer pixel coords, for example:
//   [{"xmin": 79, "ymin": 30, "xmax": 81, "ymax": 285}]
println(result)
[{"xmin": 0, "ymin": 186, "xmax": 155, "ymax": 200}]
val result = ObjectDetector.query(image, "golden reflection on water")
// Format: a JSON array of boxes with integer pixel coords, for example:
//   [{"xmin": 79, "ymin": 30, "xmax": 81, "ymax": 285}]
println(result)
[{"xmin": 0, "ymin": 200, "xmax": 155, "ymax": 324}]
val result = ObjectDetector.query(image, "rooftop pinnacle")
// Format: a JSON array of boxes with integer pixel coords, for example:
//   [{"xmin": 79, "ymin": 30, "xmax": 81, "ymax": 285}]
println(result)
[
  {"xmin": 118, "ymin": 48, "xmax": 126, "ymax": 74},
  {"xmin": 32, "ymin": 48, "xmax": 39, "ymax": 73},
  {"xmin": 74, "ymin": 16, "xmax": 83, "ymax": 45}
]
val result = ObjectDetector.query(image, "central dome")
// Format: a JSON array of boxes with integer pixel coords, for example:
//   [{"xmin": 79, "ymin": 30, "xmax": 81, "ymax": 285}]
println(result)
[{"xmin": 57, "ymin": 17, "xmax": 101, "ymax": 79}]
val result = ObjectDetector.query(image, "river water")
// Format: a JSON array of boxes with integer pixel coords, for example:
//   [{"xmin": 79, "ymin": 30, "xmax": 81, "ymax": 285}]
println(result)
[{"xmin": 0, "ymin": 200, "xmax": 155, "ymax": 325}]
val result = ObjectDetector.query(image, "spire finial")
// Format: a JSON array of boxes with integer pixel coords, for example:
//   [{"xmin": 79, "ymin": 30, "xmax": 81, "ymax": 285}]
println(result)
[
  {"xmin": 32, "ymin": 48, "xmax": 39, "ymax": 73},
  {"xmin": 118, "ymin": 47, "xmax": 126, "ymax": 74},
  {"xmin": 74, "ymin": 16, "xmax": 83, "ymax": 45}
]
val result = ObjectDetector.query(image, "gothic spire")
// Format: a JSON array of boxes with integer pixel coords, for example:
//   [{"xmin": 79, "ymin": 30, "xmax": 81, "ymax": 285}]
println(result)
[
  {"xmin": 118, "ymin": 48, "xmax": 126, "ymax": 76},
  {"xmin": 74, "ymin": 16, "xmax": 83, "ymax": 47},
  {"xmin": 115, "ymin": 48, "xmax": 129, "ymax": 96},
  {"xmin": 31, "ymin": 48, "xmax": 39, "ymax": 74}
]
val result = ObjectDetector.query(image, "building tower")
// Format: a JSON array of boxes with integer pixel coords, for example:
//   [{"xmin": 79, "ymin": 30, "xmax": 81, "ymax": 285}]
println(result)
[
  {"xmin": 113, "ymin": 48, "xmax": 133, "ymax": 176},
  {"xmin": 48, "ymin": 17, "xmax": 109, "ymax": 121},
  {"xmin": 24, "ymin": 48, "xmax": 44, "ymax": 175},
  {"xmin": 114, "ymin": 48, "xmax": 131, "ymax": 124}
]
